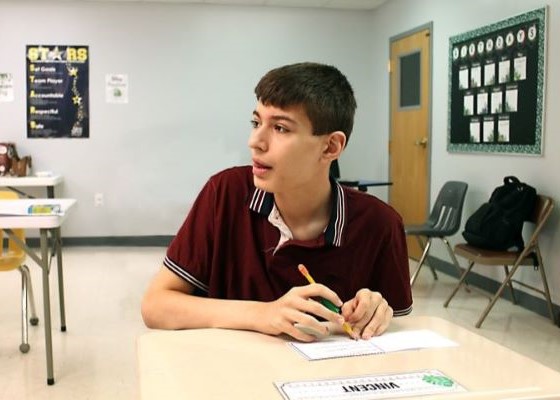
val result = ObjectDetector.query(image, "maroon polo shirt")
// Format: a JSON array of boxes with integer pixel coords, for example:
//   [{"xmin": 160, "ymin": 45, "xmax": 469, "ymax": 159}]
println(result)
[{"xmin": 165, "ymin": 166, "xmax": 412, "ymax": 316}]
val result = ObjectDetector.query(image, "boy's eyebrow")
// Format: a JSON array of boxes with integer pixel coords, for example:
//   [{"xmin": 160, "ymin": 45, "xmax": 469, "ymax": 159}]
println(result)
[{"xmin": 252, "ymin": 110, "xmax": 298, "ymax": 126}]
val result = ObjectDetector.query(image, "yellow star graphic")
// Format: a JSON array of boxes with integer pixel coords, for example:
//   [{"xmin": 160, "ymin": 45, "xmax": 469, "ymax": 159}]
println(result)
[
  {"xmin": 68, "ymin": 67, "xmax": 78, "ymax": 76},
  {"xmin": 50, "ymin": 46, "xmax": 63, "ymax": 61},
  {"xmin": 72, "ymin": 95, "xmax": 82, "ymax": 105}
]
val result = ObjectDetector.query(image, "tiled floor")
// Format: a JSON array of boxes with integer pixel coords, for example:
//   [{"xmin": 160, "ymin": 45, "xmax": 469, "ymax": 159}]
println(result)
[{"xmin": 0, "ymin": 248, "xmax": 558, "ymax": 399}]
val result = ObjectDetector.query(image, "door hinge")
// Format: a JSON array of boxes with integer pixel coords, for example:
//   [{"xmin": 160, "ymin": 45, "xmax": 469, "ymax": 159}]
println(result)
[{"xmin": 387, "ymin": 60, "xmax": 392, "ymax": 73}]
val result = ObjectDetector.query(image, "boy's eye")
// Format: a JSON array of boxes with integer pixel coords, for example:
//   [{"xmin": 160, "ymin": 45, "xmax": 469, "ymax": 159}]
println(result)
[
  {"xmin": 250, "ymin": 120, "xmax": 260, "ymax": 128},
  {"xmin": 274, "ymin": 125, "xmax": 288, "ymax": 133}
]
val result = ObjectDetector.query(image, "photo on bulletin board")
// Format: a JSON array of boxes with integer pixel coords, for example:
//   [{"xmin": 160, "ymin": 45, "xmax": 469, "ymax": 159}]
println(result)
[
  {"xmin": 26, "ymin": 45, "xmax": 89, "ymax": 139},
  {"xmin": 447, "ymin": 7, "xmax": 547, "ymax": 155}
]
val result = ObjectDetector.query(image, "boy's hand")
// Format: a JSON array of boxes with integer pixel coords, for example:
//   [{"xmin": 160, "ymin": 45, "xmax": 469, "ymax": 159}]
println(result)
[
  {"xmin": 341, "ymin": 289, "xmax": 393, "ymax": 339},
  {"xmin": 259, "ymin": 284, "xmax": 345, "ymax": 342}
]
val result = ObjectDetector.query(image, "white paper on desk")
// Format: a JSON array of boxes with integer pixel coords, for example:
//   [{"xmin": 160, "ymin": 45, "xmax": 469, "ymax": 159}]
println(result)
[{"xmin": 289, "ymin": 330, "xmax": 457, "ymax": 361}]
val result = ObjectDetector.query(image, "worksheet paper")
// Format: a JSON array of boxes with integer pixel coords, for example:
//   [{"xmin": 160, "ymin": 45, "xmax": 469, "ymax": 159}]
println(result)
[
  {"xmin": 275, "ymin": 369, "xmax": 466, "ymax": 400},
  {"xmin": 289, "ymin": 329, "xmax": 457, "ymax": 361}
]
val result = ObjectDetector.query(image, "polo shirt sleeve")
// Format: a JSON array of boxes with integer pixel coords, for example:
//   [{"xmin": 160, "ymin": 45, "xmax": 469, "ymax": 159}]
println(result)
[
  {"xmin": 378, "ymin": 217, "xmax": 413, "ymax": 316},
  {"xmin": 164, "ymin": 178, "xmax": 217, "ymax": 294}
]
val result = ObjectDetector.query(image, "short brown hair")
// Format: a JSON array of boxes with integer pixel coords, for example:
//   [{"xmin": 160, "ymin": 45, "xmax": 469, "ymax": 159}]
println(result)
[{"xmin": 254, "ymin": 62, "xmax": 357, "ymax": 143}]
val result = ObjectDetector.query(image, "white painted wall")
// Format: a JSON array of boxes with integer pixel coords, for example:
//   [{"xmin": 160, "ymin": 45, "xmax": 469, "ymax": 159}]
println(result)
[
  {"xmin": 361, "ymin": 0, "xmax": 560, "ymax": 304},
  {"xmin": 0, "ymin": 1, "xmax": 376, "ymax": 236},
  {"xmin": 0, "ymin": 0, "xmax": 558, "ymax": 304}
]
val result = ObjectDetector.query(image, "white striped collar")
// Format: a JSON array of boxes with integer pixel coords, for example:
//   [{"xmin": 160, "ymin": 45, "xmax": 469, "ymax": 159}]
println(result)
[{"xmin": 248, "ymin": 178, "xmax": 346, "ymax": 247}]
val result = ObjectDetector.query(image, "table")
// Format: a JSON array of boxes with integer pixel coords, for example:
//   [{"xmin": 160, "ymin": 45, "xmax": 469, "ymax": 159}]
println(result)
[
  {"xmin": 0, "ymin": 174, "xmax": 63, "ymax": 198},
  {"xmin": 137, "ymin": 316, "xmax": 560, "ymax": 399},
  {"xmin": 0, "ymin": 198, "xmax": 76, "ymax": 385},
  {"xmin": 337, "ymin": 179, "xmax": 393, "ymax": 192}
]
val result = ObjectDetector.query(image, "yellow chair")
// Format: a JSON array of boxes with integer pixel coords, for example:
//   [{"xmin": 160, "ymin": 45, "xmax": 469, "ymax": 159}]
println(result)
[{"xmin": 0, "ymin": 191, "xmax": 39, "ymax": 353}]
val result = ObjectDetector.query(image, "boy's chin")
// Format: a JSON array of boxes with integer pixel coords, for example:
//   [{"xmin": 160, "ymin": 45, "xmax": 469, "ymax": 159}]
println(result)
[{"xmin": 253, "ymin": 176, "xmax": 280, "ymax": 193}]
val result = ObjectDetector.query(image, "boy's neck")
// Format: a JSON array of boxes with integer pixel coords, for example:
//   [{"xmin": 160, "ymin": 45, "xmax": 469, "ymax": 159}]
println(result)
[{"xmin": 273, "ymin": 177, "xmax": 333, "ymax": 242}]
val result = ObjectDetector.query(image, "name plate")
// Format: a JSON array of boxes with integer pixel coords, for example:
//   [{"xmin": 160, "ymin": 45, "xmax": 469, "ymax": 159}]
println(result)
[{"xmin": 275, "ymin": 370, "xmax": 466, "ymax": 400}]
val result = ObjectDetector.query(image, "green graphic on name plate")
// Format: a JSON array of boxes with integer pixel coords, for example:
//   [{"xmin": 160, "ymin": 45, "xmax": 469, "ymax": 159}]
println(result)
[{"xmin": 422, "ymin": 374, "xmax": 454, "ymax": 387}]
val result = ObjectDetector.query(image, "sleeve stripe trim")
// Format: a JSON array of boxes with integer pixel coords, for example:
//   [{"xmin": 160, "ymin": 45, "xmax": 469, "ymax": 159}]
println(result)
[
  {"xmin": 393, "ymin": 305, "xmax": 413, "ymax": 316},
  {"xmin": 163, "ymin": 256, "xmax": 209, "ymax": 292}
]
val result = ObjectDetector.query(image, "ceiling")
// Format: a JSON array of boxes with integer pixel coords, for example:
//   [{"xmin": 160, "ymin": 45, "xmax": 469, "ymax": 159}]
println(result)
[{"xmin": 6, "ymin": 0, "xmax": 389, "ymax": 11}]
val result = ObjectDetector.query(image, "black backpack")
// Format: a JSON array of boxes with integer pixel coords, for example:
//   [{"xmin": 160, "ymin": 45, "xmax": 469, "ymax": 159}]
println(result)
[{"xmin": 462, "ymin": 176, "xmax": 537, "ymax": 251}]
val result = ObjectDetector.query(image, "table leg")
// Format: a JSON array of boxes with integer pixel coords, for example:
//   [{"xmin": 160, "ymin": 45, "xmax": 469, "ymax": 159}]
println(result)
[
  {"xmin": 55, "ymin": 228, "xmax": 67, "ymax": 331},
  {"xmin": 47, "ymin": 185, "xmax": 55, "ymax": 198},
  {"xmin": 40, "ymin": 229, "xmax": 55, "ymax": 385}
]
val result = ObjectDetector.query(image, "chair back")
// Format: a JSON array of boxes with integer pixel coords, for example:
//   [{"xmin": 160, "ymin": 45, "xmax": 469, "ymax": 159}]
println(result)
[
  {"xmin": 427, "ymin": 181, "xmax": 468, "ymax": 236},
  {"xmin": 524, "ymin": 195, "xmax": 554, "ymax": 251},
  {"xmin": 0, "ymin": 191, "xmax": 26, "ymax": 271}
]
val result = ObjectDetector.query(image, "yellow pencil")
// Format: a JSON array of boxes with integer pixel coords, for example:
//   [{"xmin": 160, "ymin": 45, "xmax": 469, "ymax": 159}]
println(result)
[{"xmin": 297, "ymin": 264, "xmax": 355, "ymax": 339}]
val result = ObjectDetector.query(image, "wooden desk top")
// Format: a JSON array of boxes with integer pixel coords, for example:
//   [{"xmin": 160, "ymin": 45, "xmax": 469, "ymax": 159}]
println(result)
[{"xmin": 137, "ymin": 316, "xmax": 560, "ymax": 399}]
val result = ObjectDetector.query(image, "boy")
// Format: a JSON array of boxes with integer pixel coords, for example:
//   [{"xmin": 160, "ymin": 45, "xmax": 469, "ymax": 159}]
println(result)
[{"xmin": 142, "ymin": 62, "xmax": 412, "ymax": 342}]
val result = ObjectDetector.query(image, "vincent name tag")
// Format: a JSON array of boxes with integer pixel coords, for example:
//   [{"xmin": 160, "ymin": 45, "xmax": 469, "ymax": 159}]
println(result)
[{"xmin": 275, "ymin": 370, "xmax": 466, "ymax": 400}]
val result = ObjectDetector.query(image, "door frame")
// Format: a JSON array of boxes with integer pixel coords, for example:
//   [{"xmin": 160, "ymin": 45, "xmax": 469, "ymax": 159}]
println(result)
[{"xmin": 388, "ymin": 22, "xmax": 434, "ymax": 219}]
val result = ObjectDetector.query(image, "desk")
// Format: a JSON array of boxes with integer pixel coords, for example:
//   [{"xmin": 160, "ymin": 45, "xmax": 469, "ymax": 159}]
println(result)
[
  {"xmin": 337, "ymin": 179, "xmax": 392, "ymax": 192},
  {"xmin": 0, "ymin": 174, "xmax": 63, "ymax": 198},
  {"xmin": 0, "ymin": 198, "xmax": 76, "ymax": 385},
  {"xmin": 137, "ymin": 316, "xmax": 560, "ymax": 399}
]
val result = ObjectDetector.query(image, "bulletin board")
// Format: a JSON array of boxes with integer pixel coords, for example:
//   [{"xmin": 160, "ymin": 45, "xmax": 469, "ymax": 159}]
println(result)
[{"xmin": 447, "ymin": 7, "xmax": 547, "ymax": 155}]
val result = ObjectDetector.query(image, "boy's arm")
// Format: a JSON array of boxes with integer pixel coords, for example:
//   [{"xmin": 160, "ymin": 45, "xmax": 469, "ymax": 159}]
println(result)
[{"xmin": 141, "ymin": 266, "xmax": 345, "ymax": 341}]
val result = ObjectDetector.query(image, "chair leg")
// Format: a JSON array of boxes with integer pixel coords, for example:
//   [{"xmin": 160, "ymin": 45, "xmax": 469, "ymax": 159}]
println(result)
[
  {"xmin": 476, "ymin": 260, "xmax": 524, "ymax": 328},
  {"xmin": 534, "ymin": 248, "xmax": 556, "ymax": 324},
  {"xmin": 18, "ymin": 266, "xmax": 31, "ymax": 353},
  {"xmin": 410, "ymin": 237, "xmax": 432, "ymax": 286},
  {"xmin": 443, "ymin": 238, "xmax": 470, "ymax": 292},
  {"xmin": 21, "ymin": 265, "xmax": 39, "ymax": 326},
  {"xmin": 444, "ymin": 261, "xmax": 474, "ymax": 307},
  {"xmin": 503, "ymin": 265, "xmax": 517, "ymax": 304}
]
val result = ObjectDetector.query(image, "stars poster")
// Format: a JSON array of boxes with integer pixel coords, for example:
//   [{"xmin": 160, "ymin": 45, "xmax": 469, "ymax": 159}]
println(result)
[{"xmin": 26, "ymin": 45, "xmax": 89, "ymax": 138}]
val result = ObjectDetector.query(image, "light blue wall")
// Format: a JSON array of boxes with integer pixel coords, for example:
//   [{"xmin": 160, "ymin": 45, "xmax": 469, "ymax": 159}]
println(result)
[
  {"xmin": 0, "ymin": 2, "xmax": 378, "ymax": 236},
  {"xmin": 1, "ymin": 0, "xmax": 558, "ymax": 303},
  {"xmin": 365, "ymin": 0, "xmax": 560, "ymax": 304}
]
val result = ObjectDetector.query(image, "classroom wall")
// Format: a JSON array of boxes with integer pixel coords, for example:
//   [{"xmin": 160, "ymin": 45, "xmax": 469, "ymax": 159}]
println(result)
[
  {"xmin": 0, "ymin": 1, "xmax": 378, "ymax": 236},
  {"xmin": 361, "ymin": 0, "xmax": 560, "ymax": 305},
  {"xmin": 1, "ymin": 0, "xmax": 558, "ymax": 306}
]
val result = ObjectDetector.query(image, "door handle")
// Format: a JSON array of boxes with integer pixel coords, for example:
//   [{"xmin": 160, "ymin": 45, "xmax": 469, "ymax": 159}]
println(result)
[{"xmin": 415, "ymin": 137, "xmax": 428, "ymax": 147}]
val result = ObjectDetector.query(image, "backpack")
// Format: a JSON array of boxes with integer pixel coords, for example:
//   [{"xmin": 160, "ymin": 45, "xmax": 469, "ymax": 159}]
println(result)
[{"xmin": 462, "ymin": 176, "xmax": 537, "ymax": 251}]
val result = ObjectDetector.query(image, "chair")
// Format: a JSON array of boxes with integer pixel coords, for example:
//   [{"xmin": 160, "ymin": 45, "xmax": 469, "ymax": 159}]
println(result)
[
  {"xmin": 0, "ymin": 191, "xmax": 39, "ymax": 353},
  {"xmin": 406, "ymin": 181, "xmax": 468, "ymax": 286},
  {"xmin": 444, "ymin": 195, "xmax": 555, "ymax": 328}
]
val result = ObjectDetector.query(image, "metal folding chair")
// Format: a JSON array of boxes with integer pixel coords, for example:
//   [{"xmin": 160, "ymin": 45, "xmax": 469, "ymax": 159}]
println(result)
[
  {"xmin": 444, "ymin": 195, "xmax": 555, "ymax": 328},
  {"xmin": 406, "ymin": 181, "xmax": 468, "ymax": 286}
]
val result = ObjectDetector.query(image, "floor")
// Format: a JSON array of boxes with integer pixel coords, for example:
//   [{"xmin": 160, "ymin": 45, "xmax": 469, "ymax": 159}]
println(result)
[{"xmin": 0, "ymin": 247, "xmax": 558, "ymax": 399}]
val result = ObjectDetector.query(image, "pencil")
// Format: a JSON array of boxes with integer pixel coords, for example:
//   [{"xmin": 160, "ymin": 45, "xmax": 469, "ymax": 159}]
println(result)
[{"xmin": 297, "ymin": 264, "xmax": 355, "ymax": 339}]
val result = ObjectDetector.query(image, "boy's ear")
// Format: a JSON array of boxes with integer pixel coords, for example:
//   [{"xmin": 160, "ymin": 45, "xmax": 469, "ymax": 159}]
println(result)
[{"xmin": 322, "ymin": 131, "xmax": 346, "ymax": 161}]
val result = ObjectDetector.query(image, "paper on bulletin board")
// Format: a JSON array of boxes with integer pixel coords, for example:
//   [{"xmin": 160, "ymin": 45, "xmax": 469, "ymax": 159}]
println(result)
[
  {"xmin": 105, "ymin": 73, "xmax": 128, "ymax": 104},
  {"xmin": 0, "ymin": 73, "xmax": 14, "ymax": 102}
]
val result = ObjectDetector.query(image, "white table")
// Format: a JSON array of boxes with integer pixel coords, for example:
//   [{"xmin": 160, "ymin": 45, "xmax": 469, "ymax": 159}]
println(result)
[
  {"xmin": 0, "ymin": 198, "xmax": 76, "ymax": 385},
  {"xmin": 0, "ymin": 174, "xmax": 63, "ymax": 198},
  {"xmin": 137, "ymin": 316, "xmax": 560, "ymax": 399}
]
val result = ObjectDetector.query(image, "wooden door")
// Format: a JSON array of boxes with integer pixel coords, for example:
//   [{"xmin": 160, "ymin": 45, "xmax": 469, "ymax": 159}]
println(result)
[{"xmin": 389, "ymin": 26, "xmax": 432, "ymax": 260}]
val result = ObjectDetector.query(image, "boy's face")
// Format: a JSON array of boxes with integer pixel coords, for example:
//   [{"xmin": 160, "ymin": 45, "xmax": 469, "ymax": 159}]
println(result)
[{"xmin": 248, "ymin": 102, "xmax": 329, "ymax": 194}]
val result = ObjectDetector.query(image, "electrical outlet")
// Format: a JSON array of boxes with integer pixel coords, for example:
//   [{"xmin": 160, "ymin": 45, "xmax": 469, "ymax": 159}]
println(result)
[{"xmin": 94, "ymin": 193, "xmax": 104, "ymax": 207}]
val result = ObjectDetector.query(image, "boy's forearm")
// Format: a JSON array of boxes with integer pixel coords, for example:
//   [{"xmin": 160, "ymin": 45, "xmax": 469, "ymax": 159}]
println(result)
[{"xmin": 142, "ymin": 289, "xmax": 267, "ymax": 332}]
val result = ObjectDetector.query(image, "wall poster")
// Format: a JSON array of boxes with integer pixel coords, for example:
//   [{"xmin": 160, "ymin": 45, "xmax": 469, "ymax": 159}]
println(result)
[
  {"xmin": 26, "ymin": 45, "xmax": 89, "ymax": 138},
  {"xmin": 447, "ymin": 7, "xmax": 547, "ymax": 155}
]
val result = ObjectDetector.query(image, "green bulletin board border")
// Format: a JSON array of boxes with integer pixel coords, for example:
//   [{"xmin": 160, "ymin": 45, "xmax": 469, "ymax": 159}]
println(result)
[{"xmin": 447, "ymin": 7, "xmax": 547, "ymax": 155}]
